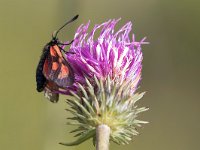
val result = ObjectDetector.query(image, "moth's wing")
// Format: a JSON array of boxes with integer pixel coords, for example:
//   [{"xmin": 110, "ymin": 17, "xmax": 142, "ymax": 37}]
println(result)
[
  {"xmin": 43, "ymin": 46, "xmax": 55, "ymax": 80},
  {"xmin": 44, "ymin": 81, "xmax": 59, "ymax": 103},
  {"xmin": 36, "ymin": 44, "xmax": 49, "ymax": 92},
  {"xmin": 43, "ymin": 45, "xmax": 74, "ymax": 88},
  {"xmin": 53, "ymin": 60, "xmax": 74, "ymax": 88}
]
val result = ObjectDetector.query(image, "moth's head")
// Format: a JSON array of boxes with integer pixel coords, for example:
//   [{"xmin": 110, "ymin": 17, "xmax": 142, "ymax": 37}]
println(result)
[{"xmin": 51, "ymin": 31, "xmax": 59, "ymax": 44}]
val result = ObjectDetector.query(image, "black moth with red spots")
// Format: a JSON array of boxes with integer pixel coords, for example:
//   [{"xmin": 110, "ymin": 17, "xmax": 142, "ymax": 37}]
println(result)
[{"xmin": 36, "ymin": 15, "xmax": 78, "ymax": 102}]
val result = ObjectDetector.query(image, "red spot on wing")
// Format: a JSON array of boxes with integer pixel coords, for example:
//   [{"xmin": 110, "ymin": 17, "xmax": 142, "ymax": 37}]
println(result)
[
  {"xmin": 50, "ymin": 47, "xmax": 57, "ymax": 57},
  {"xmin": 51, "ymin": 45, "xmax": 63, "ymax": 58},
  {"xmin": 52, "ymin": 62, "xmax": 59, "ymax": 70},
  {"xmin": 58, "ymin": 64, "xmax": 69, "ymax": 79}
]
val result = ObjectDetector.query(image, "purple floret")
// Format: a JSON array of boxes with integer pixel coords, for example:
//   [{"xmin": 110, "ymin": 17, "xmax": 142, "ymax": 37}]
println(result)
[{"xmin": 62, "ymin": 19, "xmax": 148, "ymax": 94}]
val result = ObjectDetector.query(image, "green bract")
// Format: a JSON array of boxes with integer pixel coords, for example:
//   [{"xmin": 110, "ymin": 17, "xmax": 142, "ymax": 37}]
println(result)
[{"xmin": 60, "ymin": 76, "xmax": 148, "ymax": 146}]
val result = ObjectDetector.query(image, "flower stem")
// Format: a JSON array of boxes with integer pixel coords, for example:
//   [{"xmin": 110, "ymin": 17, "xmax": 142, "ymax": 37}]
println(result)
[{"xmin": 96, "ymin": 124, "xmax": 110, "ymax": 150}]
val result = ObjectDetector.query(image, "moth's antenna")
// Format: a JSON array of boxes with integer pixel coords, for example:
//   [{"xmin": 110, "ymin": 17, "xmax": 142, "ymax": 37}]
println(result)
[{"xmin": 53, "ymin": 15, "xmax": 79, "ymax": 38}]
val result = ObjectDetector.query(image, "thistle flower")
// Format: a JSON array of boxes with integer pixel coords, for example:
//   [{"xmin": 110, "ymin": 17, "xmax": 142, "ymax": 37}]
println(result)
[{"xmin": 59, "ymin": 19, "xmax": 148, "ymax": 148}]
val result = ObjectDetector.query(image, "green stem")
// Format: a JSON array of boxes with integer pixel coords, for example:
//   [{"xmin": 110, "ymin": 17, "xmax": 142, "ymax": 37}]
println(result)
[{"xmin": 96, "ymin": 124, "xmax": 110, "ymax": 150}]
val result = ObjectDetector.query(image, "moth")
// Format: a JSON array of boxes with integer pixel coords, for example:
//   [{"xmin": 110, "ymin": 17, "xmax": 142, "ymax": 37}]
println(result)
[{"xmin": 36, "ymin": 15, "xmax": 78, "ymax": 102}]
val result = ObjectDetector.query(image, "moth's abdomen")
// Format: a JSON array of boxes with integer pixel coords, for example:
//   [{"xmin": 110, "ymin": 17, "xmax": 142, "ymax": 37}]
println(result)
[{"xmin": 36, "ymin": 45, "xmax": 50, "ymax": 92}]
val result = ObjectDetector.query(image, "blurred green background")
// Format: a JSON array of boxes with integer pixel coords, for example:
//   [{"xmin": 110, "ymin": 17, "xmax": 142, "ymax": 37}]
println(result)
[{"xmin": 0, "ymin": 0, "xmax": 200, "ymax": 150}]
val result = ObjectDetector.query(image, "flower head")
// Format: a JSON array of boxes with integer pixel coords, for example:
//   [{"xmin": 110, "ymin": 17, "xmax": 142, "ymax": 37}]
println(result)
[
  {"xmin": 59, "ymin": 19, "xmax": 148, "ymax": 146},
  {"xmin": 64, "ymin": 19, "xmax": 147, "ymax": 93}
]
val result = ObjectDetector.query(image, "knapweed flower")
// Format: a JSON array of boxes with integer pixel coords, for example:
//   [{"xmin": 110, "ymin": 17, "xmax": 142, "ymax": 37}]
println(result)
[{"xmin": 59, "ymin": 19, "xmax": 148, "ymax": 146}]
